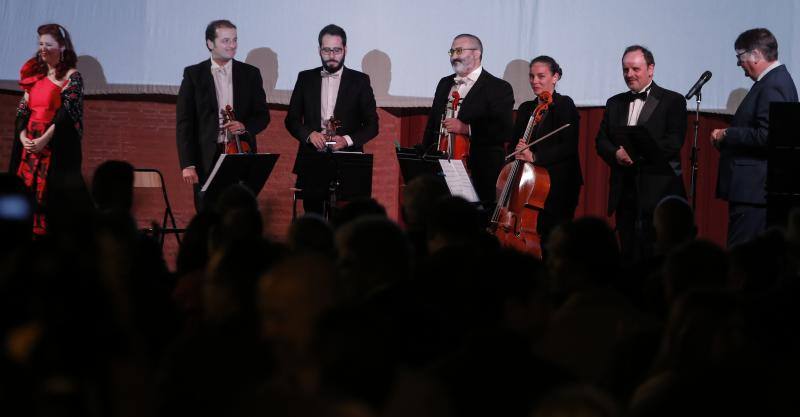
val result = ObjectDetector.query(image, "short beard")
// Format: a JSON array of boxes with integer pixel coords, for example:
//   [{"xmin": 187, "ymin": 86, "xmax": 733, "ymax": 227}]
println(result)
[
  {"xmin": 451, "ymin": 60, "xmax": 467, "ymax": 76},
  {"xmin": 322, "ymin": 56, "xmax": 345, "ymax": 73}
]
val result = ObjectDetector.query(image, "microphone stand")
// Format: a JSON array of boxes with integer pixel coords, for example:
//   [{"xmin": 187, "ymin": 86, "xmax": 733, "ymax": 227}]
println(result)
[{"xmin": 689, "ymin": 92, "xmax": 701, "ymax": 211}]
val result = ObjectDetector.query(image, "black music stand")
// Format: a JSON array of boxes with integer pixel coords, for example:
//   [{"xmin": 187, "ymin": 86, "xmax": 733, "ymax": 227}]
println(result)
[
  {"xmin": 296, "ymin": 151, "xmax": 373, "ymax": 219},
  {"xmin": 395, "ymin": 146, "xmax": 481, "ymax": 205},
  {"xmin": 610, "ymin": 126, "xmax": 673, "ymax": 174},
  {"xmin": 396, "ymin": 147, "xmax": 447, "ymax": 185},
  {"xmin": 767, "ymin": 102, "xmax": 800, "ymax": 228},
  {"xmin": 609, "ymin": 126, "xmax": 675, "ymax": 259},
  {"xmin": 200, "ymin": 153, "xmax": 279, "ymax": 207}
]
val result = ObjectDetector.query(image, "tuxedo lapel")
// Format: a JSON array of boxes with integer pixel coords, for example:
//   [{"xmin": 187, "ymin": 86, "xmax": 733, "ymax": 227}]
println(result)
[
  {"xmin": 203, "ymin": 59, "xmax": 219, "ymax": 114},
  {"xmin": 637, "ymin": 83, "xmax": 661, "ymax": 126},
  {"xmin": 459, "ymin": 71, "xmax": 487, "ymax": 118},
  {"xmin": 617, "ymin": 96, "xmax": 629, "ymax": 127},
  {"xmin": 310, "ymin": 67, "xmax": 323, "ymax": 128},
  {"xmin": 231, "ymin": 60, "xmax": 244, "ymax": 114},
  {"xmin": 332, "ymin": 67, "xmax": 350, "ymax": 120}
]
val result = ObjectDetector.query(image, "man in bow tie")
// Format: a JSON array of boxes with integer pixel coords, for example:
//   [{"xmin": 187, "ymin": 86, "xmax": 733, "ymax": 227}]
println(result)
[
  {"xmin": 421, "ymin": 33, "xmax": 514, "ymax": 207},
  {"xmin": 285, "ymin": 24, "xmax": 379, "ymax": 215},
  {"xmin": 176, "ymin": 19, "xmax": 269, "ymax": 211},
  {"xmin": 595, "ymin": 45, "xmax": 687, "ymax": 264}
]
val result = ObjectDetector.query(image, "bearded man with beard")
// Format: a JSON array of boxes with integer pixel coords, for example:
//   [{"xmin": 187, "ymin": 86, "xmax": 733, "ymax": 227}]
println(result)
[
  {"xmin": 421, "ymin": 34, "xmax": 514, "ymax": 207},
  {"xmin": 285, "ymin": 24, "xmax": 379, "ymax": 215}
]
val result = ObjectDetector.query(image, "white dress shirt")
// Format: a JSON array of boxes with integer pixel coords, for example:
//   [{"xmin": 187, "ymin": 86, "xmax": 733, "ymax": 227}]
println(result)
[
  {"xmin": 450, "ymin": 66, "xmax": 482, "ymax": 136},
  {"xmin": 319, "ymin": 66, "xmax": 353, "ymax": 147},
  {"xmin": 757, "ymin": 60, "xmax": 782, "ymax": 81},
  {"xmin": 627, "ymin": 81, "xmax": 652, "ymax": 126},
  {"xmin": 452, "ymin": 66, "xmax": 482, "ymax": 117},
  {"xmin": 211, "ymin": 58, "xmax": 234, "ymax": 143}
]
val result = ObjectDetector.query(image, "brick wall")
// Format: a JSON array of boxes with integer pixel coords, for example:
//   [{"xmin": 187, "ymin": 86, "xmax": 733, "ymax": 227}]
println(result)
[
  {"xmin": 1, "ymin": 91, "xmax": 731, "ymax": 269},
  {"xmin": 0, "ymin": 92, "xmax": 407, "ymax": 268}
]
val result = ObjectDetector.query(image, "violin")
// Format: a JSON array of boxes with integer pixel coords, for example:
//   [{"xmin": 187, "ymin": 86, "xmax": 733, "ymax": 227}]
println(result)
[
  {"xmin": 438, "ymin": 90, "xmax": 470, "ymax": 161},
  {"xmin": 220, "ymin": 104, "xmax": 251, "ymax": 154},
  {"xmin": 488, "ymin": 91, "xmax": 553, "ymax": 258},
  {"xmin": 323, "ymin": 116, "xmax": 342, "ymax": 151}
]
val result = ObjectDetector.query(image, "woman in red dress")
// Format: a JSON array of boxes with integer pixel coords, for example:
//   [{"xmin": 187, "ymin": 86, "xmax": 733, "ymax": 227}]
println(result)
[{"xmin": 9, "ymin": 24, "xmax": 84, "ymax": 236}]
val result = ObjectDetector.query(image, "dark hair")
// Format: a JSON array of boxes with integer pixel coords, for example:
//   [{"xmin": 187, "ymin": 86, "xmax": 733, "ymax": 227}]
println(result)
[
  {"xmin": 318, "ymin": 24, "xmax": 347, "ymax": 46},
  {"xmin": 205, "ymin": 19, "xmax": 236, "ymax": 51},
  {"xmin": 454, "ymin": 33, "xmax": 483, "ymax": 57},
  {"xmin": 735, "ymin": 28, "xmax": 778, "ymax": 61},
  {"xmin": 31, "ymin": 23, "xmax": 77, "ymax": 80},
  {"xmin": 531, "ymin": 55, "xmax": 563, "ymax": 78},
  {"xmin": 91, "ymin": 160, "xmax": 134, "ymax": 212},
  {"xmin": 623, "ymin": 44, "xmax": 655, "ymax": 66}
]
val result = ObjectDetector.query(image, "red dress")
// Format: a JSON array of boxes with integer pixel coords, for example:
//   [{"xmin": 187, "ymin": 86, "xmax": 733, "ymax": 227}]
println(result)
[{"xmin": 18, "ymin": 64, "xmax": 63, "ymax": 235}]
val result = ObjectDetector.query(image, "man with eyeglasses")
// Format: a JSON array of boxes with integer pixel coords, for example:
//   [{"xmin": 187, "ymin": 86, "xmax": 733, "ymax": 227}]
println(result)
[
  {"xmin": 285, "ymin": 24, "xmax": 379, "ymax": 215},
  {"xmin": 176, "ymin": 19, "xmax": 269, "ymax": 211},
  {"xmin": 711, "ymin": 28, "xmax": 798, "ymax": 247},
  {"xmin": 421, "ymin": 34, "xmax": 514, "ymax": 207}
]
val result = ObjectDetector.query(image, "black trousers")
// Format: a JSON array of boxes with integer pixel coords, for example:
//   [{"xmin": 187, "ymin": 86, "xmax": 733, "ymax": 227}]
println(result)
[
  {"xmin": 727, "ymin": 202, "xmax": 766, "ymax": 248},
  {"xmin": 615, "ymin": 182, "xmax": 655, "ymax": 266}
]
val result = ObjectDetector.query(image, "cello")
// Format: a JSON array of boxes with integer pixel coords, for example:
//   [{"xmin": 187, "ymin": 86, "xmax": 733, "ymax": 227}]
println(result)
[
  {"xmin": 438, "ymin": 91, "xmax": 470, "ymax": 161},
  {"xmin": 220, "ymin": 104, "xmax": 251, "ymax": 154},
  {"xmin": 489, "ymin": 91, "xmax": 553, "ymax": 258}
]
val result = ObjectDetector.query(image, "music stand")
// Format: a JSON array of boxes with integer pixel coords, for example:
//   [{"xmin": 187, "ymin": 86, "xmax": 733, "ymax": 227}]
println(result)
[
  {"xmin": 295, "ymin": 151, "xmax": 373, "ymax": 219},
  {"xmin": 396, "ymin": 147, "xmax": 447, "ymax": 184},
  {"xmin": 200, "ymin": 153, "xmax": 279, "ymax": 206},
  {"xmin": 609, "ymin": 126, "xmax": 675, "ymax": 257},
  {"xmin": 767, "ymin": 102, "xmax": 800, "ymax": 227},
  {"xmin": 395, "ymin": 147, "xmax": 480, "ymax": 204},
  {"xmin": 609, "ymin": 126, "xmax": 673, "ymax": 174}
]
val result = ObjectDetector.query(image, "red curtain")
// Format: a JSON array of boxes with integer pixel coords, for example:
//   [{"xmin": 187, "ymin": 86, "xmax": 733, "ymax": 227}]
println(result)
[{"xmin": 397, "ymin": 108, "xmax": 731, "ymax": 247}]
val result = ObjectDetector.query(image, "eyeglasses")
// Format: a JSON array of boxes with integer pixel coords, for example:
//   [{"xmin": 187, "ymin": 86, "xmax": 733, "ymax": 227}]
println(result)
[
  {"xmin": 735, "ymin": 50, "xmax": 751, "ymax": 62},
  {"xmin": 448, "ymin": 47, "xmax": 478, "ymax": 57},
  {"xmin": 320, "ymin": 47, "xmax": 344, "ymax": 55}
]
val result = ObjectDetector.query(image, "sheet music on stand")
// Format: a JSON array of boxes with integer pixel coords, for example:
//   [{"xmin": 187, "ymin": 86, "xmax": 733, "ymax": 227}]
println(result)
[{"xmin": 438, "ymin": 159, "xmax": 479, "ymax": 203}]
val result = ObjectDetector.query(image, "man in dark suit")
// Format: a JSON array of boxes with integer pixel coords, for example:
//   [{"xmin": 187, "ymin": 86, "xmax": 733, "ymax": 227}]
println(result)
[
  {"xmin": 711, "ymin": 28, "xmax": 798, "ymax": 247},
  {"xmin": 176, "ymin": 19, "xmax": 269, "ymax": 211},
  {"xmin": 285, "ymin": 24, "xmax": 379, "ymax": 215},
  {"xmin": 596, "ymin": 45, "xmax": 687, "ymax": 264},
  {"xmin": 422, "ymin": 34, "xmax": 514, "ymax": 207}
]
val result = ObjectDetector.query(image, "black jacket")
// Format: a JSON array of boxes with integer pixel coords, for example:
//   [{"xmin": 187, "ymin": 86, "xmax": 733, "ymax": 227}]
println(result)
[
  {"xmin": 422, "ymin": 69, "xmax": 514, "ymax": 204},
  {"xmin": 176, "ymin": 59, "xmax": 269, "ymax": 181},
  {"xmin": 512, "ymin": 92, "xmax": 582, "ymax": 216},
  {"xmin": 284, "ymin": 66, "xmax": 379, "ymax": 175},
  {"xmin": 595, "ymin": 82, "xmax": 687, "ymax": 215}
]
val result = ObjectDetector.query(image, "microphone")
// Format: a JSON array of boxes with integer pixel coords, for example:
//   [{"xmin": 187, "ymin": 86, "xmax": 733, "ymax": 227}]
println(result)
[{"xmin": 685, "ymin": 71, "xmax": 712, "ymax": 99}]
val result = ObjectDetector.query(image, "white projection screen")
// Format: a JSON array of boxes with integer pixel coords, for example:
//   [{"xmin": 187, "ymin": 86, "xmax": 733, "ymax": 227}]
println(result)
[{"xmin": 1, "ymin": 0, "xmax": 798, "ymax": 113}]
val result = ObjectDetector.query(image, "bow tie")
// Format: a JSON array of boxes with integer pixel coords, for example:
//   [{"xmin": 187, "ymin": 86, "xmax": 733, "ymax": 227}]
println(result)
[
  {"xmin": 321, "ymin": 70, "xmax": 340, "ymax": 79},
  {"xmin": 629, "ymin": 90, "xmax": 649, "ymax": 102},
  {"xmin": 212, "ymin": 66, "xmax": 227, "ymax": 76},
  {"xmin": 454, "ymin": 77, "xmax": 470, "ymax": 85}
]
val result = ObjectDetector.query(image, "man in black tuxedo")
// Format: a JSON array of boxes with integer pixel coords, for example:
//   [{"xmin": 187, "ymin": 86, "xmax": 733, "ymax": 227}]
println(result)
[
  {"xmin": 421, "ymin": 34, "xmax": 514, "ymax": 207},
  {"xmin": 711, "ymin": 28, "xmax": 798, "ymax": 247},
  {"xmin": 285, "ymin": 24, "xmax": 379, "ymax": 215},
  {"xmin": 176, "ymin": 20, "xmax": 269, "ymax": 211},
  {"xmin": 596, "ymin": 45, "xmax": 687, "ymax": 264}
]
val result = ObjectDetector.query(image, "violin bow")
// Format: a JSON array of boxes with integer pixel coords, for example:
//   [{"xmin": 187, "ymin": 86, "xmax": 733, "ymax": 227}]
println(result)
[{"xmin": 505, "ymin": 123, "xmax": 571, "ymax": 161}]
